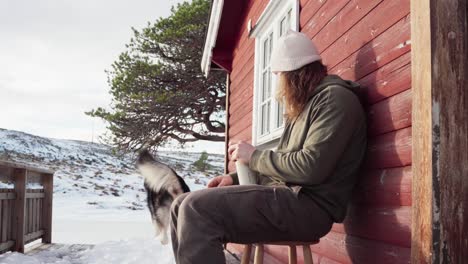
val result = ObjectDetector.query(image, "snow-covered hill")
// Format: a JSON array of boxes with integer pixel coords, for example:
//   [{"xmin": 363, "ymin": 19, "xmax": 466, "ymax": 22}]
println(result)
[{"xmin": 0, "ymin": 127, "xmax": 223, "ymax": 224}]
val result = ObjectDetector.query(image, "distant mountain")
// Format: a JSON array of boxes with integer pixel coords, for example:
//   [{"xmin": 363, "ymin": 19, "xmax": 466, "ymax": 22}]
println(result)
[{"xmin": 0, "ymin": 128, "xmax": 223, "ymax": 212}]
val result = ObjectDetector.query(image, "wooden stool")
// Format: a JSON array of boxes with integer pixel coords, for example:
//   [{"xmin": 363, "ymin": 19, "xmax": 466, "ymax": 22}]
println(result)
[{"xmin": 241, "ymin": 240, "xmax": 319, "ymax": 264}]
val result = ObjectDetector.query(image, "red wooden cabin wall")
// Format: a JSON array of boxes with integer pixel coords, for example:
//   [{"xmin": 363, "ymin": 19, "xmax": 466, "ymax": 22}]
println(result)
[{"xmin": 226, "ymin": 0, "xmax": 411, "ymax": 263}]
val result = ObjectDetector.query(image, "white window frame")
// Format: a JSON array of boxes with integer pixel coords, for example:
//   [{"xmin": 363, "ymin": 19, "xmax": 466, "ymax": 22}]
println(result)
[{"xmin": 250, "ymin": 0, "xmax": 299, "ymax": 146}]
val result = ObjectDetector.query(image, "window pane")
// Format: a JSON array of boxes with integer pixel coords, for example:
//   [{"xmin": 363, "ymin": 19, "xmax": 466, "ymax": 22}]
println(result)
[
  {"xmin": 268, "ymin": 32, "xmax": 273, "ymax": 59},
  {"xmin": 261, "ymin": 102, "xmax": 271, "ymax": 135},
  {"xmin": 263, "ymin": 37, "xmax": 269, "ymax": 69},
  {"xmin": 280, "ymin": 17, "xmax": 287, "ymax": 36},
  {"xmin": 262, "ymin": 71, "xmax": 268, "ymax": 101},
  {"xmin": 280, "ymin": 9, "xmax": 292, "ymax": 36},
  {"xmin": 266, "ymin": 101, "xmax": 271, "ymax": 134},
  {"xmin": 276, "ymin": 102, "xmax": 284, "ymax": 128},
  {"xmin": 266, "ymin": 71, "xmax": 271, "ymax": 99}
]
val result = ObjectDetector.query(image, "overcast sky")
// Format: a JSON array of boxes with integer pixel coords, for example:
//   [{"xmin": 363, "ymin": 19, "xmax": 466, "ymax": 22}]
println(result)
[{"xmin": 0, "ymin": 0, "xmax": 224, "ymax": 153}]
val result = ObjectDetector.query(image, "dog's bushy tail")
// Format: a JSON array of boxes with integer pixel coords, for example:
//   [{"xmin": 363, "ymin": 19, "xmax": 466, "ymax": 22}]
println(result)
[{"xmin": 137, "ymin": 148, "xmax": 155, "ymax": 165}]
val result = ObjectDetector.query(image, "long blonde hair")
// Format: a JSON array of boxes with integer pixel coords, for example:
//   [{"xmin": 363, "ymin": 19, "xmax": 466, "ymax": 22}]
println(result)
[{"xmin": 276, "ymin": 61, "xmax": 328, "ymax": 121}]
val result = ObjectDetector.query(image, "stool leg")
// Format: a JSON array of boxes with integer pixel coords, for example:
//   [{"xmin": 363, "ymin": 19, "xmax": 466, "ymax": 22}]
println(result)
[
  {"xmin": 303, "ymin": 245, "xmax": 313, "ymax": 264},
  {"xmin": 254, "ymin": 244, "xmax": 264, "ymax": 264},
  {"xmin": 241, "ymin": 244, "xmax": 252, "ymax": 264},
  {"xmin": 288, "ymin": 245, "xmax": 297, "ymax": 264}
]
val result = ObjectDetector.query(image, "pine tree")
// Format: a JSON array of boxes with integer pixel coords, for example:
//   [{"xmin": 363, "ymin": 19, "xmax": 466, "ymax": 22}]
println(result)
[{"xmin": 87, "ymin": 0, "xmax": 226, "ymax": 151}]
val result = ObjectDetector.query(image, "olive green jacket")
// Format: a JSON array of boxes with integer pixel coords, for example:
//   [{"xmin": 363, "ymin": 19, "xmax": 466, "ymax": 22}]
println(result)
[{"xmin": 230, "ymin": 75, "xmax": 367, "ymax": 222}]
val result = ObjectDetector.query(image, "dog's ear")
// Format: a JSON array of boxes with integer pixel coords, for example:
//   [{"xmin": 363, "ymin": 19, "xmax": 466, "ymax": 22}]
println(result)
[{"xmin": 137, "ymin": 148, "xmax": 155, "ymax": 164}]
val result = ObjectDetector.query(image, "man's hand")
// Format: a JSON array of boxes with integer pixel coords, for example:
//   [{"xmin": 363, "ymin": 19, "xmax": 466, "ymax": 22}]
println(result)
[
  {"xmin": 207, "ymin": 175, "xmax": 234, "ymax": 188},
  {"xmin": 228, "ymin": 140, "xmax": 256, "ymax": 164}
]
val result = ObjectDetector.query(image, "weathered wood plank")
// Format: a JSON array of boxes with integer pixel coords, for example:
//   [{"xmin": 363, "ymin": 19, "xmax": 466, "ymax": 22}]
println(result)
[
  {"xmin": 262, "ymin": 231, "xmax": 410, "ymax": 264},
  {"xmin": 231, "ymin": 40, "xmax": 255, "ymax": 79},
  {"xmin": 228, "ymin": 100, "xmax": 253, "ymax": 125},
  {"xmin": 0, "ymin": 161, "xmax": 53, "ymax": 175},
  {"xmin": 354, "ymin": 166, "xmax": 412, "ymax": 206},
  {"xmin": 410, "ymin": 0, "xmax": 433, "ymax": 262},
  {"xmin": 301, "ymin": 0, "xmax": 349, "ymax": 38},
  {"xmin": 25, "ymin": 192, "xmax": 45, "ymax": 199},
  {"xmin": 231, "ymin": 66, "xmax": 253, "ymax": 93},
  {"xmin": 230, "ymin": 55, "xmax": 254, "ymax": 90},
  {"xmin": 225, "ymin": 74, "xmax": 231, "ymax": 174},
  {"xmin": 36, "ymin": 198, "xmax": 39, "ymax": 232},
  {"xmin": 359, "ymin": 52, "xmax": 411, "ymax": 104},
  {"xmin": 317, "ymin": 231, "xmax": 411, "ymax": 264},
  {"xmin": 299, "ymin": 0, "xmax": 330, "ymax": 30},
  {"xmin": 0, "ymin": 166, "xmax": 14, "ymax": 183},
  {"xmin": 24, "ymin": 230, "xmax": 44, "ymax": 244},
  {"xmin": 9, "ymin": 200, "xmax": 14, "ymax": 241},
  {"xmin": 411, "ymin": 0, "xmax": 468, "ymax": 262},
  {"xmin": 42, "ymin": 173, "xmax": 53, "ymax": 243},
  {"xmin": 1, "ymin": 200, "xmax": 7, "ymax": 243},
  {"xmin": 29, "ymin": 198, "xmax": 33, "ymax": 234},
  {"xmin": 332, "ymin": 206, "xmax": 411, "ymax": 247},
  {"xmin": 0, "ymin": 200, "xmax": 3, "ymax": 243},
  {"xmin": 229, "ymin": 115, "xmax": 253, "ymax": 137},
  {"xmin": 6, "ymin": 200, "xmax": 10, "ymax": 240},
  {"xmin": 229, "ymin": 102, "xmax": 253, "ymax": 125},
  {"xmin": 367, "ymin": 89, "xmax": 412, "ymax": 136},
  {"xmin": 0, "ymin": 240, "xmax": 14, "ymax": 253},
  {"xmin": 321, "ymin": 0, "xmax": 410, "ymax": 68},
  {"xmin": 229, "ymin": 93, "xmax": 253, "ymax": 118},
  {"xmin": 330, "ymin": 13, "xmax": 411, "ymax": 82},
  {"xmin": 13, "ymin": 168, "xmax": 27, "ymax": 253},
  {"xmin": 229, "ymin": 125, "xmax": 252, "ymax": 142},
  {"xmin": 231, "ymin": 42, "xmax": 253, "ymax": 78},
  {"xmin": 36, "ymin": 198, "xmax": 40, "ymax": 232},
  {"xmin": 319, "ymin": 256, "xmax": 343, "ymax": 264},
  {"xmin": 366, "ymin": 127, "xmax": 412, "ymax": 169},
  {"xmin": 0, "ymin": 192, "xmax": 16, "ymax": 200},
  {"xmin": 313, "ymin": 0, "xmax": 383, "ymax": 52},
  {"xmin": 33, "ymin": 198, "xmax": 36, "ymax": 233},
  {"xmin": 229, "ymin": 65, "xmax": 253, "ymax": 95}
]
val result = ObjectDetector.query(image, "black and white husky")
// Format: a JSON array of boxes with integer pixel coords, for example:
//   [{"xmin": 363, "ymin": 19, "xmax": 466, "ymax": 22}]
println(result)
[{"xmin": 136, "ymin": 149, "xmax": 190, "ymax": 244}]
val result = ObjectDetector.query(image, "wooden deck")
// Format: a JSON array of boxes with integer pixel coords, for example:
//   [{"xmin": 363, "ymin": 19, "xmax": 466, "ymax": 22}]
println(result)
[{"xmin": 24, "ymin": 243, "xmax": 241, "ymax": 263}]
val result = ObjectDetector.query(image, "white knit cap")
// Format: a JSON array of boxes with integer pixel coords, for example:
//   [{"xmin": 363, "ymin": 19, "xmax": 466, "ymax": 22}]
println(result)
[{"xmin": 270, "ymin": 30, "xmax": 321, "ymax": 72}]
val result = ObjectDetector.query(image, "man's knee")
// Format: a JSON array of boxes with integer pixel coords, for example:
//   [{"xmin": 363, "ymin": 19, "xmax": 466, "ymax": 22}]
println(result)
[
  {"xmin": 171, "ymin": 192, "xmax": 190, "ymax": 216},
  {"xmin": 178, "ymin": 189, "xmax": 220, "ymax": 219}
]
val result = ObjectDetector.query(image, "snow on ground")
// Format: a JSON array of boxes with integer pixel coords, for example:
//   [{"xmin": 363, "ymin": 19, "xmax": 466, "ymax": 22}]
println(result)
[
  {"xmin": 0, "ymin": 238, "xmax": 175, "ymax": 264},
  {"xmin": 0, "ymin": 128, "xmax": 225, "ymax": 263}
]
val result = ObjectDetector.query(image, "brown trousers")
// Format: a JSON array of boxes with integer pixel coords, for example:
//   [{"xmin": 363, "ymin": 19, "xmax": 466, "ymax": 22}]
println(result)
[{"xmin": 170, "ymin": 185, "xmax": 333, "ymax": 264}]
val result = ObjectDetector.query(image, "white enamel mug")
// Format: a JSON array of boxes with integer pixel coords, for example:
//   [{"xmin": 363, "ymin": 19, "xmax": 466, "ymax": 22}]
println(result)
[{"xmin": 235, "ymin": 161, "xmax": 257, "ymax": 185}]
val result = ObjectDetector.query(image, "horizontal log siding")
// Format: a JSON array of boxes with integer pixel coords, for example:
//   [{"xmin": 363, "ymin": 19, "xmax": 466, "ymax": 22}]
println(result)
[{"xmin": 226, "ymin": 0, "xmax": 411, "ymax": 263}]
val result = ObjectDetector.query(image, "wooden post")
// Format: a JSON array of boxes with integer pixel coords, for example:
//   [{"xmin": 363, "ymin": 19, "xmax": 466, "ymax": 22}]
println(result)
[
  {"xmin": 42, "ymin": 173, "xmax": 53, "ymax": 243},
  {"xmin": 224, "ymin": 73, "xmax": 231, "ymax": 174},
  {"xmin": 13, "ymin": 169, "xmax": 26, "ymax": 253},
  {"xmin": 411, "ymin": 0, "xmax": 468, "ymax": 263}
]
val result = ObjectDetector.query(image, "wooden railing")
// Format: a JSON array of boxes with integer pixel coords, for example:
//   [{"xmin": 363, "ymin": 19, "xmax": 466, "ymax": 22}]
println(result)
[{"xmin": 0, "ymin": 160, "xmax": 54, "ymax": 253}]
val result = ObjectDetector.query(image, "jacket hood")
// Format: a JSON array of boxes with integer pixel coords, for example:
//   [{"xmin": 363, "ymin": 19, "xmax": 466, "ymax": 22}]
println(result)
[{"xmin": 309, "ymin": 74, "xmax": 361, "ymax": 100}]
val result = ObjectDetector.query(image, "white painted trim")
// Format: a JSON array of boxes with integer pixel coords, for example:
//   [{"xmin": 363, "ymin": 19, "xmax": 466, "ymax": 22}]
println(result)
[
  {"xmin": 251, "ymin": 0, "xmax": 299, "ymax": 147},
  {"xmin": 201, "ymin": 0, "xmax": 224, "ymax": 77},
  {"xmin": 250, "ymin": 0, "xmax": 299, "ymax": 38}
]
